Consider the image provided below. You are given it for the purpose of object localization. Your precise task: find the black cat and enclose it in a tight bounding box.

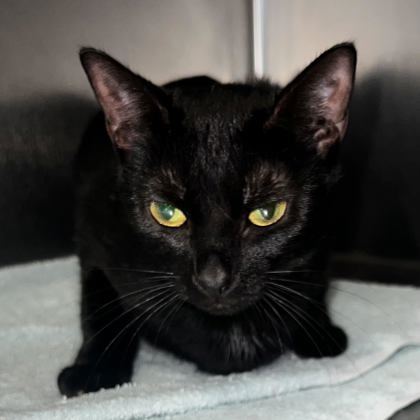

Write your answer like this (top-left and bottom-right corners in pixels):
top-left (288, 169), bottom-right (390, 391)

top-left (58, 43), bottom-right (356, 397)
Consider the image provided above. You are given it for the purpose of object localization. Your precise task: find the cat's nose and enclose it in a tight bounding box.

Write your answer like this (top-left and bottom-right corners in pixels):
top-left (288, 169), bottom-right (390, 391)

top-left (194, 254), bottom-right (229, 297)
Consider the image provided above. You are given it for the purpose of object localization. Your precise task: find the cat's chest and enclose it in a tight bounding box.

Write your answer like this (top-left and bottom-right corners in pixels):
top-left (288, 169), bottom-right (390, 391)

top-left (152, 317), bottom-right (282, 374)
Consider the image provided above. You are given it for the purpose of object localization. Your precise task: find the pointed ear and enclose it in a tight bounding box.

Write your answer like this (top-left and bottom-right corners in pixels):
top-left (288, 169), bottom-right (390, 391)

top-left (79, 48), bottom-right (168, 150)
top-left (267, 43), bottom-right (356, 157)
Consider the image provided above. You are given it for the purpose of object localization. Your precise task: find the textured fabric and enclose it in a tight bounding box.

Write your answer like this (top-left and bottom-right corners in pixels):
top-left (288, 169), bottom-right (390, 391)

top-left (0, 257), bottom-right (419, 419)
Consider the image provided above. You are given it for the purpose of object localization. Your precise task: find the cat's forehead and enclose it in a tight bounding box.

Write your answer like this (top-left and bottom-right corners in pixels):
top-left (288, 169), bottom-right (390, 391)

top-left (152, 153), bottom-right (291, 209)
top-left (171, 81), bottom-right (277, 122)
top-left (171, 87), bottom-right (277, 171)
top-left (148, 82), bottom-right (292, 205)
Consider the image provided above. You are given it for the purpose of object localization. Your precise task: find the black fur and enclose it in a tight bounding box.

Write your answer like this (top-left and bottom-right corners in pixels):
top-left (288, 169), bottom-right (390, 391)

top-left (58, 43), bottom-right (356, 397)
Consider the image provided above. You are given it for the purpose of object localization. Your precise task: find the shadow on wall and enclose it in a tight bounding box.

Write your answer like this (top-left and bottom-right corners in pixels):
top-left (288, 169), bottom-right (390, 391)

top-left (0, 94), bottom-right (97, 267)
top-left (334, 68), bottom-right (420, 261)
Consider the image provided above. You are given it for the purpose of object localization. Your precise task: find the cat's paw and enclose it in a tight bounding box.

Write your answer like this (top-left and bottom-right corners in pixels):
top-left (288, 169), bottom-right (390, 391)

top-left (57, 364), bottom-right (132, 397)
top-left (292, 324), bottom-right (348, 359)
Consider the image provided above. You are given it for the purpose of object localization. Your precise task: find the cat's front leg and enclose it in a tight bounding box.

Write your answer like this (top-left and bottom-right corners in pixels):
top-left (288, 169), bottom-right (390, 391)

top-left (58, 268), bottom-right (140, 397)
top-left (291, 307), bottom-right (348, 359)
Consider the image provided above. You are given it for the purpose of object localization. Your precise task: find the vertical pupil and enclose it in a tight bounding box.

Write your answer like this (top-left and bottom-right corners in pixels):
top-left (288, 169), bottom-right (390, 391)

top-left (259, 204), bottom-right (275, 220)
top-left (159, 203), bottom-right (175, 220)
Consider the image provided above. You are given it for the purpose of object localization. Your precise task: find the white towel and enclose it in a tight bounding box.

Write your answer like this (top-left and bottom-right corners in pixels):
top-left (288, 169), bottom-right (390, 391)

top-left (0, 257), bottom-right (419, 420)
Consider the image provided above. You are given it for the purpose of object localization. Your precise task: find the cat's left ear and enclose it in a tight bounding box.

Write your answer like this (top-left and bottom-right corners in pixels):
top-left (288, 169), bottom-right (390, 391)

top-left (79, 48), bottom-right (169, 151)
top-left (267, 43), bottom-right (356, 157)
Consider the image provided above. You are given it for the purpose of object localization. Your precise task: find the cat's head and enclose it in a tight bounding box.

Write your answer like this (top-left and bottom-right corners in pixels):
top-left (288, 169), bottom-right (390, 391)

top-left (80, 44), bottom-right (356, 316)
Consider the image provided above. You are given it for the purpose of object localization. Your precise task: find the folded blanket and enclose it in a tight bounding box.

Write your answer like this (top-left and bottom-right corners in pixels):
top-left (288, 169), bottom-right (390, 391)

top-left (0, 257), bottom-right (419, 420)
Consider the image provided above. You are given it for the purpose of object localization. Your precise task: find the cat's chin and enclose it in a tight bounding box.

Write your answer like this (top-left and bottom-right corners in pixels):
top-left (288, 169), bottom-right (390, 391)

top-left (188, 297), bottom-right (255, 317)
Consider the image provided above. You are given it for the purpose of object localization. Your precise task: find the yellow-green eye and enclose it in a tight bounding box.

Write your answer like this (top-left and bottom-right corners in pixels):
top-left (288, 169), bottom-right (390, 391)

top-left (248, 201), bottom-right (287, 227)
top-left (150, 201), bottom-right (187, 227)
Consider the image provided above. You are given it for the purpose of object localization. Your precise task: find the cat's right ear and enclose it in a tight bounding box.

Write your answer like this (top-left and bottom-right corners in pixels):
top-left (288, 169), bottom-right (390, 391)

top-left (79, 48), bottom-right (169, 151)
top-left (266, 43), bottom-right (356, 158)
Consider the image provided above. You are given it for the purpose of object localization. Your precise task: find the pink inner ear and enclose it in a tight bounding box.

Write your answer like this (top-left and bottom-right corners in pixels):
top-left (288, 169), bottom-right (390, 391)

top-left (322, 63), bottom-right (353, 128)
top-left (89, 67), bottom-right (123, 127)
top-left (314, 74), bottom-right (351, 157)
top-left (95, 82), bottom-right (132, 149)
top-left (265, 45), bottom-right (355, 158)
top-left (314, 120), bottom-right (342, 158)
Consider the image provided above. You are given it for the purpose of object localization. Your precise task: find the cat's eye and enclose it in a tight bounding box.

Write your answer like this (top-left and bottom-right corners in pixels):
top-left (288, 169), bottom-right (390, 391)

top-left (150, 201), bottom-right (187, 227)
top-left (248, 201), bottom-right (287, 227)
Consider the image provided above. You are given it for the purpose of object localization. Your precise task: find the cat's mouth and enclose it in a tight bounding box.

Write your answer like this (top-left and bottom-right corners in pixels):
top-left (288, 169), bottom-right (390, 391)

top-left (180, 272), bottom-right (263, 316)
top-left (187, 290), bottom-right (258, 316)
top-left (198, 301), bottom-right (242, 316)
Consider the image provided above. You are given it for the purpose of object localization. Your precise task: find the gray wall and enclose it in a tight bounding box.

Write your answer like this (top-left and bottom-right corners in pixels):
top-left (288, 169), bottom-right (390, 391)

top-left (266, 0), bottom-right (420, 83)
top-left (0, 0), bottom-right (249, 100)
